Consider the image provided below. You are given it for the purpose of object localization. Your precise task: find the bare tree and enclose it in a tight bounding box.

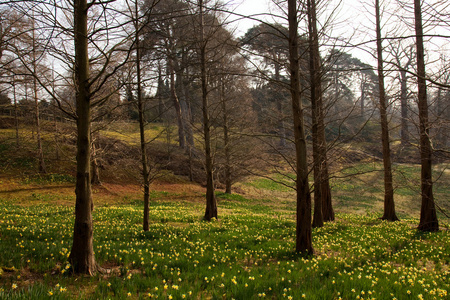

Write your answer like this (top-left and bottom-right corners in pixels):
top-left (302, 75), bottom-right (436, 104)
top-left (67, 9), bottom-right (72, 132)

top-left (8, 0), bottom-right (137, 274)
top-left (288, 0), bottom-right (313, 254)
top-left (198, 0), bottom-right (217, 221)
top-left (374, 0), bottom-right (398, 221)
top-left (307, 0), bottom-right (334, 227)
top-left (136, 1), bottom-right (151, 231)
top-left (144, 0), bottom-right (194, 151)
top-left (413, 0), bottom-right (439, 232)
top-left (389, 43), bottom-right (414, 146)
top-left (68, 0), bottom-right (98, 274)
top-left (433, 55), bottom-right (450, 150)
top-left (1, 10), bottom-right (32, 149)
top-left (31, 13), bottom-right (46, 174)
top-left (124, 0), bottom-right (159, 231)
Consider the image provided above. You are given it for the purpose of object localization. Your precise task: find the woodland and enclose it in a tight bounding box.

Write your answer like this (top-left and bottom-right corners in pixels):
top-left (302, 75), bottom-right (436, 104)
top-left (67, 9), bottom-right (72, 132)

top-left (0, 0), bottom-right (449, 299)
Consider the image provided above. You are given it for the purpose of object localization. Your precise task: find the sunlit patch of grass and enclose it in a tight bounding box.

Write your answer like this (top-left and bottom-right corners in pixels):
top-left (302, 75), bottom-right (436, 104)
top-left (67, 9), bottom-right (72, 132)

top-left (216, 191), bottom-right (252, 203)
top-left (244, 173), bottom-right (295, 192)
top-left (100, 123), bottom-right (173, 146)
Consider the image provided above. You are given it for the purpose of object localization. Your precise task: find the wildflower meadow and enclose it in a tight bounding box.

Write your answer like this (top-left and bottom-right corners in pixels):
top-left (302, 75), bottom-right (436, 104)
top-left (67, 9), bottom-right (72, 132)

top-left (0, 189), bottom-right (448, 299)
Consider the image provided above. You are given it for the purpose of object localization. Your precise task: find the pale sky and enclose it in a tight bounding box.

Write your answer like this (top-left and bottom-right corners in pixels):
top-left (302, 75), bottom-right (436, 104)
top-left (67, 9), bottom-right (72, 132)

top-left (228, 0), bottom-right (450, 69)
top-left (224, 0), bottom-right (273, 36)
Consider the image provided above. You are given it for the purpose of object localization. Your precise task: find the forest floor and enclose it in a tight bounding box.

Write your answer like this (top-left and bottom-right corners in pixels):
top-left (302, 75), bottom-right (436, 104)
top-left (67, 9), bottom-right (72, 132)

top-left (0, 120), bottom-right (449, 299)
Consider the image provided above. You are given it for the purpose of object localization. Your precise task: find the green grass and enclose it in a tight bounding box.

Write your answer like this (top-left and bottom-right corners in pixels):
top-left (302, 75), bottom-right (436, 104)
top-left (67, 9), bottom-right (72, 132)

top-left (244, 173), bottom-right (295, 192)
top-left (100, 123), bottom-right (175, 146)
top-left (0, 196), bottom-right (448, 299)
top-left (0, 123), bottom-right (449, 299)
top-left (22, 174), bottom-right (75, 185)
top-left (330, 162), bottom-right (450, 218)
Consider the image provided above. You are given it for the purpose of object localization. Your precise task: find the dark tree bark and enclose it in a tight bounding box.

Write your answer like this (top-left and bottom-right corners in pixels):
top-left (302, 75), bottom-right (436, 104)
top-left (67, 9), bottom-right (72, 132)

top-left (134, 0), bottom-right (151, 231)
top-left (199, 0), bottom-right (217, 221)
top-left (307, 0), bottom-right (333, 227)
top-left (375, 0), bottom-right (398, 222)
top-left (69, 0), bottom-right (97, 274)
top-left (414, 0), bottom-right (439, 232)
top-left (288, 0), bottom-right (313, 254)
top-left (308, 0), bottom-right (323, 228)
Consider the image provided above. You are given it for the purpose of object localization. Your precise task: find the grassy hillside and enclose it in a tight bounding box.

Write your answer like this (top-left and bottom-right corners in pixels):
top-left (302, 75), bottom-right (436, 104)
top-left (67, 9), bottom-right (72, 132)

top-left (0, 119), bottom-right (449, 299)
top-left (0, 190), bottom-right (449, 299)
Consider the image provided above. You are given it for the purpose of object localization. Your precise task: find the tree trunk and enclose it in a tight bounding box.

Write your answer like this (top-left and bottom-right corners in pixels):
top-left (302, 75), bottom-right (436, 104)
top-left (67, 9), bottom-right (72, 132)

top-left (288, 0), bottom-right (313, 254)
top-left (32, 16), bottom-right (46, 174)
top-left (13, 78), bottom-right (19, 148)
top-left (400, 69), bottom-right (409, 145)
top-left (360, 79), bottom-right (365, 118)
top-left (53, 108), bottom-right (60, 160)
top-left (199, 0), bottom-right (217, 221)
top-left (177, 69), bottom-right (194, 150)
top-left (308, 0), bottom-right (333, 227)
top-left (274, 59), bottom-right (286, 148)
top-left (435, 87), bottom-right (442, 148)
top-left (375, 0), bottom-right (398, 222)
top-left (435, 84), bottom-right (449, 149)
top-left (69, 0), bottom-right (97, 275)
top-left (180, 50), bottom-right (195, 149)
top-left (90, 132), bottom-right (101, 185)
top-left (52, 69), bottom-right (60, 160)
top-left (135, 1), bottom-right (150, 232)
top-left (221, 78), bottom-right (232, 194)
top-left (414, 0), bottom-right (439, 232)
top-left (308, 0), bottom-right (322, 228)
top-left (157, 63), bottom-right (165, 122)
top-left (168, 57), bottom-right (185, 149)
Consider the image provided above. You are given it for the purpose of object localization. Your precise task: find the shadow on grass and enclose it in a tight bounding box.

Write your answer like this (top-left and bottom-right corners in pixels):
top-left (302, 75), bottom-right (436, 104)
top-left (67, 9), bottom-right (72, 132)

top-left (0, 184), bottom-right (74, 194)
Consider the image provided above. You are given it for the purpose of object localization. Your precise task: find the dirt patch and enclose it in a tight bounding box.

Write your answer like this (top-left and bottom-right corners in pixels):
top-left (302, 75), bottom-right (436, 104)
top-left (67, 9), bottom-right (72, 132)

top-left (0, 175), bottom-right (207, 207)
top-left (0, 267), bottom-right (45, 289)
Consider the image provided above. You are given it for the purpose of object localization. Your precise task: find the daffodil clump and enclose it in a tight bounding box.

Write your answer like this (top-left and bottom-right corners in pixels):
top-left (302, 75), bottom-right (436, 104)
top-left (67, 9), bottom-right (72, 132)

top-left (0, 194), bottom-right (448, 299)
